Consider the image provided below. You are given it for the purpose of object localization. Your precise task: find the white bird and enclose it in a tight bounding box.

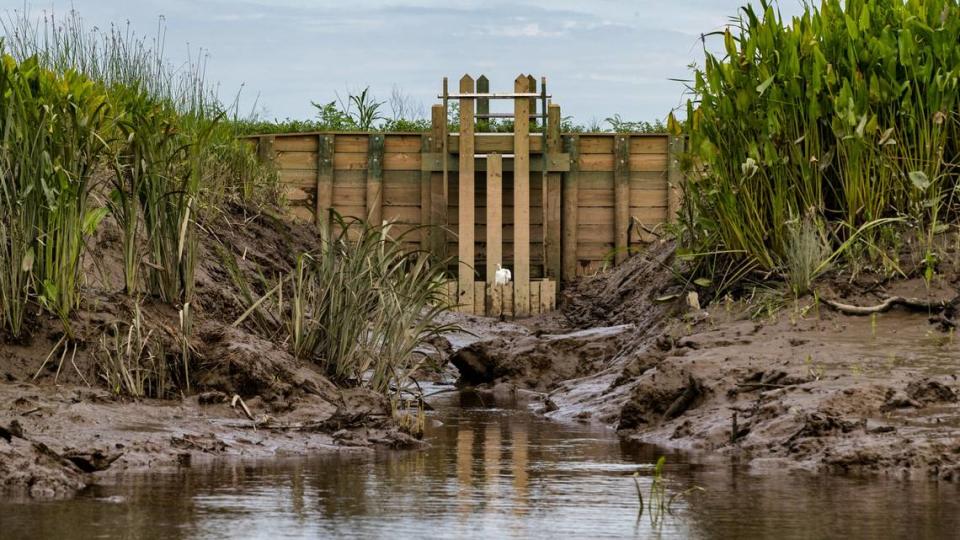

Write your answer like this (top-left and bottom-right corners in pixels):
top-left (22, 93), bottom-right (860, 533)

top-left (494, 264), bottom-right (512, 286)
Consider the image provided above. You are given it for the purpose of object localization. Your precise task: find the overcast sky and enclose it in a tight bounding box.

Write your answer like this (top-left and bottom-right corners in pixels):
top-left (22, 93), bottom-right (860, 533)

top-left (1, 1), bottom-right (807, 125)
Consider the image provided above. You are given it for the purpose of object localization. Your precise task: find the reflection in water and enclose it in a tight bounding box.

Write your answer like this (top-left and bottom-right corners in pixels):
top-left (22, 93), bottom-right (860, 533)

top-left (3, 390), bottom-right (960, 539)
top-left (456, 426), bottom-right (474, 516)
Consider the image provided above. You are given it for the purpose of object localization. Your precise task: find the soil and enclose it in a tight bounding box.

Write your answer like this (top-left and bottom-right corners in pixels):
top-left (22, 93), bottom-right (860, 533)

top-left (7, 205), bottom-right (960, 499)
top-left (0, 205), bottom-right (420, 499)
top-left (451, 239), bottom-right (960, 480)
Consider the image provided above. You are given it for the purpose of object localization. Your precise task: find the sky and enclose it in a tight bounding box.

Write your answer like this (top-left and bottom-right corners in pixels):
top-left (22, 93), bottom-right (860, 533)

top-left (0, 1), bottom-right (807, 125)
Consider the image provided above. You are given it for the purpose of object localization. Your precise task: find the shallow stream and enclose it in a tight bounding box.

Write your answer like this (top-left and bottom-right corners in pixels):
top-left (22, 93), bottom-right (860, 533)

top-left (4, 390), bottom-right (960, 539)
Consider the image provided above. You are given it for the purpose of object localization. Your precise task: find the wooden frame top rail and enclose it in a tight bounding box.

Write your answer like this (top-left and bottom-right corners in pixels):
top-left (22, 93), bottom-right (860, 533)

top-left (475, 113), bottom-right (543, 119)
top-left (439, 93), bottom-right (550, 99)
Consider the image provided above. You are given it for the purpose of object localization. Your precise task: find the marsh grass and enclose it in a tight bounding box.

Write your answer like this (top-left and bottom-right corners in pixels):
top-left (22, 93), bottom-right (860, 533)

top-left (0, 9), bottom-right (275, 347)
top-left (234, 214), bottom-right (459, 396)
top-left (0, 54), bottom-right (111, 336)
top-left (284, 215), bottom-right (459, 394)
top-left (96, 302), bottom-right (168, 398)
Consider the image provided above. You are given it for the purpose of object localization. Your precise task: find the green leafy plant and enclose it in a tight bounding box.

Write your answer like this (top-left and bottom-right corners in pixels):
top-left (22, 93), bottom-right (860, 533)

top-left (282, 215), bottom-right (458, 394)
top-left (676, 0), bottom-right (960, 293)
top-left (0, 52), bottom-right (110, 336)
top-left (235, 214), bottom-right (460, 396)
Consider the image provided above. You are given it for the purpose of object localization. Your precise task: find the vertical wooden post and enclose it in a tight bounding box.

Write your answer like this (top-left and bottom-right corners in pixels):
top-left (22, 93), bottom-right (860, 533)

top-left (544, 104), bottom-right (562, 282)
top-left (526, 75), bottom-right (537, 129)
top-left (514, 75), bottom-right (531, 317)
top-left (430, 105), bottom-right (447, 260)
top-left (477, 75), bottom-right (489, 133)
top-left (458, 75), bottom-right (476, 313)
top-left (667, 134), bottom-right (684, 223)
top-left (419, 133), bottom-right (432, 251)
top-left (315, 134), bottom-right (335, 235)
top-left (486, 154), bottom-right (503, 316)
top-left (257, 135), bottom-right (276, 165)
top-left (614, 134), bottom-right (631, 264)
top-left (366, 134), bottom-right (384, 225)
top-left (562, 134), bottom-right (580, 282)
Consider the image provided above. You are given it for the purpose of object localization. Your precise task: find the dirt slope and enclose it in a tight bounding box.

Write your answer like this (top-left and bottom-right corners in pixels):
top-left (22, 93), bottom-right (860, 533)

top-left (0, 205), bottom-right (418, 499)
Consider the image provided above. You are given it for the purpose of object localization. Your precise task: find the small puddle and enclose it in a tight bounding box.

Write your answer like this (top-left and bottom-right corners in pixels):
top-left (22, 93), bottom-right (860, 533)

top-left (3, 390), bottom-right (959, 539)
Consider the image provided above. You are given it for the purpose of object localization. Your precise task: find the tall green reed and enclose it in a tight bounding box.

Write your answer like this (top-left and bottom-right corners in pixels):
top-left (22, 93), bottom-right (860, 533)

top-left (0, 53), bottom-right (110, 335)
top-left (237, 214), bottom-right (459, 396)
top-left (676, 0), bottom-right (960, 290)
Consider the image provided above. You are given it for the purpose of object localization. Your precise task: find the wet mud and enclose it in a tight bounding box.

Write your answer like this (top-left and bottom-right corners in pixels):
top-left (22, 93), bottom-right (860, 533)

top-left (0, 206), bottom-right (419, 499)
top-left (452, 240), bottom-right (960, 480)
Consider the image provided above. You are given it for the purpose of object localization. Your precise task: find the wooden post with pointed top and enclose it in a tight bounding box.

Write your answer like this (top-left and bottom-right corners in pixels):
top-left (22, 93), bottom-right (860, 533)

top-left (527, 75), bottom-right (537, 129)
top-left (477, 75), bottom-right (489, 133)
top-left (514, 74), bottom-right (531, 317)
top-left (458, 75), bottom-right (476, 313)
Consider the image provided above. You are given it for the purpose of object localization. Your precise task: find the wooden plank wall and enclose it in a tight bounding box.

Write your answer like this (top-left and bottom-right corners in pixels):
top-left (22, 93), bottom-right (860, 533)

top-left (256, 131), bottom-right (674, 281)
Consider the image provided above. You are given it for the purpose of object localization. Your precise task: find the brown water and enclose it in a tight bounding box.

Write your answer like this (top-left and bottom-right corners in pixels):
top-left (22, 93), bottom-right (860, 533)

top-left (3, 390), bottom-right (959, 539)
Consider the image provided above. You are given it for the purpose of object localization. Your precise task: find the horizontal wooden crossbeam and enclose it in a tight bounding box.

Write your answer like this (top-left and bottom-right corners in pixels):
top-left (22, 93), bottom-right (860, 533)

top-left (440, 92), bottom-right (549, 99)
top-left (421, 153), bottom-right (570, 172)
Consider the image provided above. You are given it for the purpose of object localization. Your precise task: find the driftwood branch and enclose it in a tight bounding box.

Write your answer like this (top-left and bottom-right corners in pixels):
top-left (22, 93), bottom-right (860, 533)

top-left (819, 295), bottom-right (952, 316)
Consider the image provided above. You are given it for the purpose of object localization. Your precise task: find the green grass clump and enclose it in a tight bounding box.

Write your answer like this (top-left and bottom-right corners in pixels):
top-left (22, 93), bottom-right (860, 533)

top-left (287, 215), bottom-right (459, 395)
top-left (235, 214), bottom-right (459, 396)
top-left (0, 55), bottom-right (111, 336)
top-left (0, 10), bottom-right (277, 342)
top-left (675, 0), bottom-right (960, 290)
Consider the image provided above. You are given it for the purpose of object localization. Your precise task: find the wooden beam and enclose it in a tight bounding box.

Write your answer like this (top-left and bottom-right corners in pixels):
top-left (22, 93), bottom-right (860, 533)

top-left (541, 279), bottom-right (556, 312)
top-left (476, 75), bottom-right (489, 133)
top-left (486, 153), bottom-right (503, 315)
top-left (562, 134), bottom-right (580, 282)
top-left (667, 135), bottom-right (684, 223)
top-left (545, 104), bottom-right (562, 282)
top-left (614, 134), bottom-right (630, 264)
top-left (316, 134), bottom-right (335, 234)
top-left (366, 134), bottom-right (384, 225)
top-left (430, 105), bottom-right (447, 260)
top-left (458, 74), bottom-right (476, 313)
top-left (419, 134), bottom-right (432, 251)
top-left (448, 134), bottom-right (545, 154)
top-left (257, 135), bottom-right (276, 164)
top-left (420, 153), bottom-right (569, 172)
top-left (514, 74), bottom-right (531, 317)
top-left (527, 75), bottom-right (537, 129)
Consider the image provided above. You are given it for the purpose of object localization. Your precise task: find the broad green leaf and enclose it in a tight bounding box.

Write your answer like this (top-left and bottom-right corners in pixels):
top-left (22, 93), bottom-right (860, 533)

top-left (909, 171), bottom-right (931, 191)
top-left (756, 75), bottom-right (775, 96)
top-left (83, 207), bottom-right (110, 235)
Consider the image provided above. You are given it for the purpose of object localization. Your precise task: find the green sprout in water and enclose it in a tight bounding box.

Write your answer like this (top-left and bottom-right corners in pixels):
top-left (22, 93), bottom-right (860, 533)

top-left (634, 456), bottom-right (704, 526)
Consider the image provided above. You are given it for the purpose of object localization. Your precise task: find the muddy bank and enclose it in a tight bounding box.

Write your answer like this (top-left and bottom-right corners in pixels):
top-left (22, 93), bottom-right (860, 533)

top-left (451, 241), bottom-right (960, 480)
top-left (0, 206), bottom-right (420, 499)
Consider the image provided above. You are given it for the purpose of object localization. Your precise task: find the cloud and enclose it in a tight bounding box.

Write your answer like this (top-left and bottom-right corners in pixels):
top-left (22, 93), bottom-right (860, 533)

top-left (3, 0), bottom-right (808, 123)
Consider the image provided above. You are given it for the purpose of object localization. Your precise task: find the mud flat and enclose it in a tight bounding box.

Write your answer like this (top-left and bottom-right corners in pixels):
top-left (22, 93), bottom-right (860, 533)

top-left (451, 242), bottom-right (960, 480)
top-left (0, 207), bottom-right (420, 499)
